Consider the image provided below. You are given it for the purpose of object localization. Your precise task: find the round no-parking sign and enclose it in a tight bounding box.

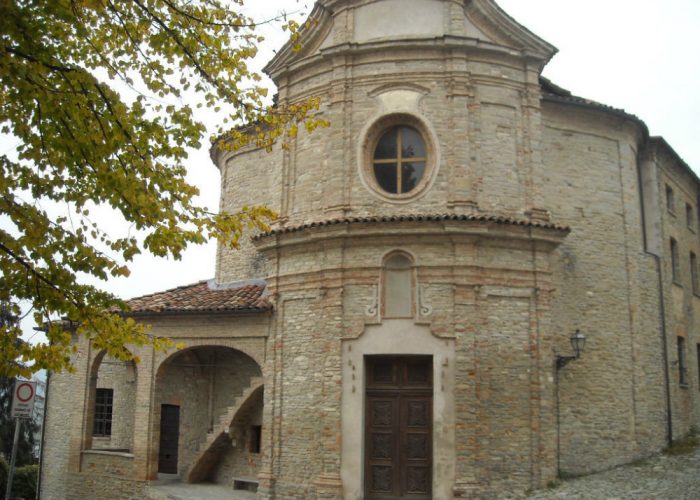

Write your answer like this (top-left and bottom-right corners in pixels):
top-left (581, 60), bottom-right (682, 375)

top-left (11, 381), bottom-right (37, 419)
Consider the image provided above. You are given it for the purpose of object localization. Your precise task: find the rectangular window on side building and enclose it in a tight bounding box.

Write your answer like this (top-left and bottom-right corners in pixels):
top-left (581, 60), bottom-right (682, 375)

top-left (93, 388), bottom-right (113, 436)
top-left (671, 238), bottom-right (680, 284)
top-left (697, 344), bottom-right (700, 390)
top-left (691, 252), bottom-right (699, 295)
top-left (666, 185), bottom-right (675, 213)
top-left (687, 203), bottom-right (695, 230)
top-left (677, 337), bottom-right (688, 387)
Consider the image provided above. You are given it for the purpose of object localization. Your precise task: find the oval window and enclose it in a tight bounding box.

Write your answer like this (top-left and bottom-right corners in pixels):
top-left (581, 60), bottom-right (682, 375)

top-left (372, 126), bottom-right (427, 195)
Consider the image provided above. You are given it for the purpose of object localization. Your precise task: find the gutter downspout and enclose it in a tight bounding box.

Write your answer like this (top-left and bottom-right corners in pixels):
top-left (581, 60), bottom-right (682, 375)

top-left (652, 254), bottom-right (673, 446)
top-left (636, 153), bottom-right (673, 446)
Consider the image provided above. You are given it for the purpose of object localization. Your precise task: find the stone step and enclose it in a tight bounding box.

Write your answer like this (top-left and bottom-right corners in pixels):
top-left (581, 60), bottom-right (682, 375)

top-left (186, 377), bottom-right (264, 483)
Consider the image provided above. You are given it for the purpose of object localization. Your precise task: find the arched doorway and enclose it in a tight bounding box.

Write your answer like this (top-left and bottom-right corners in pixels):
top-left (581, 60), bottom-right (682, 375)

top-left (153, 346), bottom-right (264, 486)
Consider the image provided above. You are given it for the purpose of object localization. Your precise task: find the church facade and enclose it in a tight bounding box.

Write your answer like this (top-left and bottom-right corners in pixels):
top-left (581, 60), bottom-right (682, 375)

top-left (41, 0), bottom-right (700, 498)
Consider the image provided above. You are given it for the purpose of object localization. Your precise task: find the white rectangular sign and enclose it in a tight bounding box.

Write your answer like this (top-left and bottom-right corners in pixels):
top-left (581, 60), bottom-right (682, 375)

top-left (11, 380), bottom-right (37, 419)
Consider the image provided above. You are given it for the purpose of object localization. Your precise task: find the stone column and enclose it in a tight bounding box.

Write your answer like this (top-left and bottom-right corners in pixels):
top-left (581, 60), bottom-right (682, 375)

top-left (131, 344), bottom-right (156, 479)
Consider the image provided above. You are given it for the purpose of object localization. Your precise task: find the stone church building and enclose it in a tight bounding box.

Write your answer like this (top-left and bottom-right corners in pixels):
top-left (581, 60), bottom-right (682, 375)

top-left (41, 0), bottom-right (700, 498)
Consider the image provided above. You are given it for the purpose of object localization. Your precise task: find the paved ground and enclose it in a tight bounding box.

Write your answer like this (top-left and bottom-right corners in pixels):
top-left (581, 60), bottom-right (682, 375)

top-left (148, 476), bottom-right (256, 500)
top-left (148, 447), bottom-right (700, 499)
top-left (529, 446), bottom-right (700, 499)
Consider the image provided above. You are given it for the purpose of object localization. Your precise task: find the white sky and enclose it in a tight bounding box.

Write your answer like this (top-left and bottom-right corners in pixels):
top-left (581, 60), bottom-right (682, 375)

top-left (18, 0), bottom-right (700, 342)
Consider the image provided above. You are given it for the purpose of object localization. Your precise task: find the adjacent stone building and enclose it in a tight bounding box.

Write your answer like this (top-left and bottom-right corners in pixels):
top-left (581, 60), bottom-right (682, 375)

top-left (40, 0), bottom-right (700, 498)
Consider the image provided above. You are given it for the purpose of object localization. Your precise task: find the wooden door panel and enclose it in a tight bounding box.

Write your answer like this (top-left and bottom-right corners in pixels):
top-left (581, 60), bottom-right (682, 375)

top-left (366, 396), bottom-right (399, 497)
top-left (405, 433), bottom-right (429, 460)
top-left (400, 396), bottom-right (431, 498)
top-left (405, 400), bottom-right (430, 427)
top-left (405, 466), bottom-right (431, 495)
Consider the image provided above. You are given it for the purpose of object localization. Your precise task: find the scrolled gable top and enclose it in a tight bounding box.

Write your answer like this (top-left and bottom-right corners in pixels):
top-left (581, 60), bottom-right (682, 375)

top-left (264, 0), bottom-right (557, 81)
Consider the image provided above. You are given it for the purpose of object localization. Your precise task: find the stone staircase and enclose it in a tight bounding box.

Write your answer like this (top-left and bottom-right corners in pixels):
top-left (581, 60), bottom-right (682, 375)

top-left (186, 376), bottom-right (264, 483)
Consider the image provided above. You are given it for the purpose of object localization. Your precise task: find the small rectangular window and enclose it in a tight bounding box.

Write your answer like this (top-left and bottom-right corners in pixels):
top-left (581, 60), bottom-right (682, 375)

top-left (93, 388), bottom-right (113, 436)
top-left (666, 185), bottom-right (675, 213)
top-left (249, 425), bottom-right (262, 453)
top-left (671, 238), bottom-right (680, 283)
top-left (678, 337), bottom-right (687, 387)
top-left (697, 344), bottom-right (700, 390)
top-left (691, 252), bottom-right (699, 294)
top-left (687, 203), bottom-right (695, 229)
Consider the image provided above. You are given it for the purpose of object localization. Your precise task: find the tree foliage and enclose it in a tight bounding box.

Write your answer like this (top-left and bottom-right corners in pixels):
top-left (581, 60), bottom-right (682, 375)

top-left (0, 0), bottom-right (325, 377)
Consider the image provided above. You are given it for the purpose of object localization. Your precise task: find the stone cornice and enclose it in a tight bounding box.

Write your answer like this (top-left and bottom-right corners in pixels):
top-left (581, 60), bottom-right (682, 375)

top-left (252, 213), bottom-right (570, 251)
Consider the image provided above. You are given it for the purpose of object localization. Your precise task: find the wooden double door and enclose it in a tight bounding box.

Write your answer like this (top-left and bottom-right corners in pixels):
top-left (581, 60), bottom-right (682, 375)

top-left (365, 356), bottom-right (433, 499)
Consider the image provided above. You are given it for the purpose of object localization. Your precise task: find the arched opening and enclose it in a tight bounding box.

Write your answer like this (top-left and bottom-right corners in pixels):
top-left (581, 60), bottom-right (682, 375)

top-left (152, 346), bottom-right (264, 487)
top-left (85, 351), bottom-right (137, 452)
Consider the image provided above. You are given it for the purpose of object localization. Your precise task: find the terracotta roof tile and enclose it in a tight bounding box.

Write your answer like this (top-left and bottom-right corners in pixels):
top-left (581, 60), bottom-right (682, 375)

top-left (253, 213), bottom-right (569, 239)
top-left (123, 280), bottom-right (271, 315)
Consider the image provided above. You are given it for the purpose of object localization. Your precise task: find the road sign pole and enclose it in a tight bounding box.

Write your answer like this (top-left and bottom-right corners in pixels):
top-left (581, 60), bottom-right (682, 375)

top-left (4, 418), bottom-right (21, 500)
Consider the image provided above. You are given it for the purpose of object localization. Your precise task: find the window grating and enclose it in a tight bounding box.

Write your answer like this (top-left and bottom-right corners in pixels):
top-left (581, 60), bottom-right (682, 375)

top-left (93, 388), bottom-right (113, 436)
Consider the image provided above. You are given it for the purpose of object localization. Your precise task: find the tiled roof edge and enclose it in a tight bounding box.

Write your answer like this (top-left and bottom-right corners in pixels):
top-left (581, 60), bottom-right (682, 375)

top-left (122, 306), bottom-right (273, 317)
top-left (539, 77), bottom-right (648, 135)
top-left (253, 213), bottom-right (570, 240)
top-left (207, 278), bottom-right (269, 294)
top-left (124, 279), bottom-right (211, 303)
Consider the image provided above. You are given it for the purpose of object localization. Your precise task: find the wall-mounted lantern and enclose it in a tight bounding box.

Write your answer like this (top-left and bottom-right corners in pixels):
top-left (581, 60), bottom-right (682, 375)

top-left (556, 329), bottom-right (586, 369)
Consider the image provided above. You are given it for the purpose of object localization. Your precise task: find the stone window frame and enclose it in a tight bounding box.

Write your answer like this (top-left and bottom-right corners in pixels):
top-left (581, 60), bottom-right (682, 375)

top-left (359, 113), bottom-right (438, 204)
top-left (372, 126), bottom-right (427, 195)
top-left (84, 350), bottom-right (137, 452)
top-left (686, 203), bottom-right (695, 232)
top-left (381, 250), bottom-right (416, 319)
top-left (691, 251), bottom-right (699, 295)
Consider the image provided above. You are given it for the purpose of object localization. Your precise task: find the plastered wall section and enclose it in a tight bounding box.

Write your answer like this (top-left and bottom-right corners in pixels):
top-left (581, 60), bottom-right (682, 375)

top-left (540, 102), bottom-right (667, 473)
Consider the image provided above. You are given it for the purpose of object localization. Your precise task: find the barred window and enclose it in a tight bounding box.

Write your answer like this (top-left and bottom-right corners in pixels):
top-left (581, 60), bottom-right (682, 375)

top-left (93, 388), bottom-right (113, 436)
